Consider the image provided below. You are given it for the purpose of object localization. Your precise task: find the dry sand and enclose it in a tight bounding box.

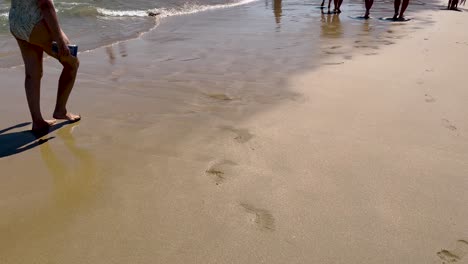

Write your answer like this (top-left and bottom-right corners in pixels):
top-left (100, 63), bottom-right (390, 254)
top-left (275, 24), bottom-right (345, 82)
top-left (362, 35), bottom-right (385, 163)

top-left (1, 2), bottom-right (468, 264)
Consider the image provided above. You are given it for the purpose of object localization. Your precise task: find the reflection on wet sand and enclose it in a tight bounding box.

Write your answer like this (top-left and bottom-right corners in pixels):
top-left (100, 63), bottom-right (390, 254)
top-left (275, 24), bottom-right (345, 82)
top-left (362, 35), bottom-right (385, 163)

top-left (273, 0), bottom-right (282, 25)
top-left (105, 42), bottom-right (128, 65)
top-left (119, 42), bottom-right (128, 58)
top-left (361, 19), bottom-right (371, 34)
top-left (41, 124), bottom-right (97, 210)
top-left (106, 46), bottom-right (116, 65)
top-left (0, 124), bottom-right (98, 256)
top-left (321, 13), bottom-right (343, 38)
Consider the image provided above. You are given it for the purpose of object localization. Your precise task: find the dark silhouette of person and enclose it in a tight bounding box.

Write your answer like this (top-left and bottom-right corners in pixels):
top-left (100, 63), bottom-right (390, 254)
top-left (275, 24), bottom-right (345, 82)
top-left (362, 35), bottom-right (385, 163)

top-left (321, 0), bottom-right (344, 14)
top-left (334, 0), bottom-right (344, 13)
top-left (363, 0), bottom-right (410, 21)
top-left (364, 0), bottom-right (374, 19)
top-left (393, 0), bottom-right (410, 20)
top-left (448, 0), bottom-right (465, 10)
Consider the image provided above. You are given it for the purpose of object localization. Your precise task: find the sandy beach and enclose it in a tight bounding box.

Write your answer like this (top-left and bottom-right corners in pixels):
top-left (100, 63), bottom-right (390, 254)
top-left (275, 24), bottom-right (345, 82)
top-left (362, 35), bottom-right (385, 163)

top-left (1, 0), bottom-right (467, 263)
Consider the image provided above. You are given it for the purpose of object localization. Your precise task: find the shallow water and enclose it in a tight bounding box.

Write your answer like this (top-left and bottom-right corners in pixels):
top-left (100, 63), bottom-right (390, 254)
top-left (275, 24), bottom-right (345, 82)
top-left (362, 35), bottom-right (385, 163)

top-left (0, 0), bottom-right (439, 68)
top-left (0, 0), bottom-right (257, 67)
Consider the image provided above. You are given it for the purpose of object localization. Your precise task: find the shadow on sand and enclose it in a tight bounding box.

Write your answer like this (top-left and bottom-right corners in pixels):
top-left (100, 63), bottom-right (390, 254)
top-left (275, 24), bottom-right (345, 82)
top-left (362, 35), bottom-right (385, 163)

top-left (0, 121), bottom-right (73, 158)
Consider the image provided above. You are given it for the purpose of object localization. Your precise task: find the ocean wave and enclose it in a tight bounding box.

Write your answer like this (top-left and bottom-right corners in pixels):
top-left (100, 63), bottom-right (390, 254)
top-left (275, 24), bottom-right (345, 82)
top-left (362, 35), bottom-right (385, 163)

top-left (59, 2), bottom-right (85, 6)
top-left (96, 0), bottom-right (257, 18)
top-left (56, 4), bottom-right (99, 16)
top-left (2, 0), bottom-right (257, 19)
top-left (96, 9), bottom-right (149, 17)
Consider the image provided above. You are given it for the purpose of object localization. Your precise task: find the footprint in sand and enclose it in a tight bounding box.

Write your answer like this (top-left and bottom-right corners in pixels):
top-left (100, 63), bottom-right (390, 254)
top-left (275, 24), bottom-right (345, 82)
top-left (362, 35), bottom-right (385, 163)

top-left (323, 50), bottom-right (339, 55)
top-left (425, 94), bottom-right (436, 103)
top-left (437, 240), bottom-right (468, 263)
top-left (219, 126), bottom-right (254, 143)
top-left (240, 203), bottom-right (275, 231)
top-left (205, 160), bottom-right (237, 186)
top-left (354, 44), bottom-right (370, 49)
top-left (205, 93), bottom-right (234, 101)
top-left (323, 62), bottom-right (344, 66)
top-left (377, 40), bottom-right (395, 45)
top-left (442, 119), bottom-right (457, 131)
top-left (110, 69), bottom-right (126, 82)
top-left (181, 57), bottom-right (201, 62)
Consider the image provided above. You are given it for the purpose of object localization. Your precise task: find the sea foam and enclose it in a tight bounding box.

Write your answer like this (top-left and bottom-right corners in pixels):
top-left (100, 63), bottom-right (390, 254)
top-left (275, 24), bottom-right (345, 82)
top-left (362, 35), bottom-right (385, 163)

top-left (96, 0), bottom-right (257, 18)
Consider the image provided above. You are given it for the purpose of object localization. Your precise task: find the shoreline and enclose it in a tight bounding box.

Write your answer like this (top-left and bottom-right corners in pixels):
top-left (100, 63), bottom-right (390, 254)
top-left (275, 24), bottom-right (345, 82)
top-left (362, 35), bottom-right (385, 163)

top-left (0, 0), bottom-right (261, 69)
top-left (1, 0), bottom-right (468, 263)
top-left (0, 0), bottom-right (441, 69)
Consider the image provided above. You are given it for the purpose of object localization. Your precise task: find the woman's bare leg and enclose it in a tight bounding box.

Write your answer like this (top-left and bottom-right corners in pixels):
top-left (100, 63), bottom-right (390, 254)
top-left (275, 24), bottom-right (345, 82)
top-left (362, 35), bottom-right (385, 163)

top-left (394, 0), bottom-right (401, 19)
top-left (333, 0), bottom-right (340, 12)
top-left (399, 0), bottom-right (409, 18)
top-left (29, 20), bottom-right (81, 122)
top-left (450, 0), bottom-right (459, 9)
top-left (15, 38), bottom-right (56, 131)
top-left (364, 0), bottom-right (374, 18)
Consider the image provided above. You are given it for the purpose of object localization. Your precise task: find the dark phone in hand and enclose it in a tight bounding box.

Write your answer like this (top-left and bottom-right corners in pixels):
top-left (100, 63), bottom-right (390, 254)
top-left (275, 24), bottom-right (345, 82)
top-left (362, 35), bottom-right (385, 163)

top-left (51, 42), bottom-right (78, 57)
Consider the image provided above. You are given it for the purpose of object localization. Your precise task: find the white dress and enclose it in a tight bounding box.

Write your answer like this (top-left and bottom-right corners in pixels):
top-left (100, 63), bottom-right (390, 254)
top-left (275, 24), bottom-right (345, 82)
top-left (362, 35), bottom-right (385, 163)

top-left (9, 0), bottom-right (44, 41)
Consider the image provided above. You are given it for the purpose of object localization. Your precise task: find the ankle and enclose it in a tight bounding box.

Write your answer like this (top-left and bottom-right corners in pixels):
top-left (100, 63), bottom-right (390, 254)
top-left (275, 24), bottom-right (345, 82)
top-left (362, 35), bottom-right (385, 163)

top-left (32, 116), bottom-right (45, 124)
top-left (53, 108), bottom-right (67, 115)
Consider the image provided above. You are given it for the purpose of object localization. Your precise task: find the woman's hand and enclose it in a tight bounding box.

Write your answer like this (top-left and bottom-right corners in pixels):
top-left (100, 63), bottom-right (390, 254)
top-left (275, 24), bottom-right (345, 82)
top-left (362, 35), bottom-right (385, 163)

top-left (38, 0), bottom-right (71, 58)
top-left (57, 32), bottom-right (71, 58)
top-left (37, 0), bottom-right (70, 55)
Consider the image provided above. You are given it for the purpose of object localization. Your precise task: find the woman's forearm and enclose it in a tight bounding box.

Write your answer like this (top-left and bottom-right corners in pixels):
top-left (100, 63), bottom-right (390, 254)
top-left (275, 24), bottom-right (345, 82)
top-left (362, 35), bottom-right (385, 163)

top-left (38, 0), bottom-right (64, 42)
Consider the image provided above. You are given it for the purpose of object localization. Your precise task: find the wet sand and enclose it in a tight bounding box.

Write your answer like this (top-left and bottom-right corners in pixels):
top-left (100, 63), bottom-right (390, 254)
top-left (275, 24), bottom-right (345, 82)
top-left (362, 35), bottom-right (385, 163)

top-left (1, 0), bottom-right (467, 263)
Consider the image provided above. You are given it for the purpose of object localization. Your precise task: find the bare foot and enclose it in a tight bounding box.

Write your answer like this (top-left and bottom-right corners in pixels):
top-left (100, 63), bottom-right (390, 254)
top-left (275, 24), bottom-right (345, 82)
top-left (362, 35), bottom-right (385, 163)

top-left (32, 119), bottom-right (56, 132)
top-left (53, 112), bottom-right (81, 123)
